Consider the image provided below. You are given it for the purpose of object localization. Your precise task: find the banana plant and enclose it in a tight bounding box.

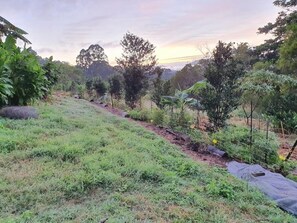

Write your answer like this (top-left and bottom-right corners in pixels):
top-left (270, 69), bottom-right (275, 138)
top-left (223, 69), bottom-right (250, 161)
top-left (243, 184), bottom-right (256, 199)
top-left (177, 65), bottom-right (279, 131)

top-left (161, 90), bottom-right (197, 127)
top-left (0, 16), bottom-right (31, 44)
top-left (185, 81), bottom-right (206, 125)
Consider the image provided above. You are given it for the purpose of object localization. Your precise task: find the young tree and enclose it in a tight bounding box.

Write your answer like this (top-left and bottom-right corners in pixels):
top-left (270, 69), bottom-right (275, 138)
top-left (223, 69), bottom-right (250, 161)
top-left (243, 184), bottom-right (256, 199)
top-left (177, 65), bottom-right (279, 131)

top-left (240, 70), bottom-right (297, 133)
top-left (151, 67), bottom-right (172, 108)
top-left (116, 32), bottom-right (156, 108)
top-left (108, 75), bottom-right (123, 107)
top-left (42, 56), bottom-right (59, 98)
top-left (200, 41), bottom-right (245, 131)
top-left (92, 77), bottom-right (107, 98)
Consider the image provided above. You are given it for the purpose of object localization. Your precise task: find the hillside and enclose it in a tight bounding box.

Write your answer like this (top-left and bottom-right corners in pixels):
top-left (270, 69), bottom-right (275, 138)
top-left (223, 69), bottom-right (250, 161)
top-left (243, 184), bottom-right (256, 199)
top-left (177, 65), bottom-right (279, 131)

top-left (0, 96), bottom-right (295, 222)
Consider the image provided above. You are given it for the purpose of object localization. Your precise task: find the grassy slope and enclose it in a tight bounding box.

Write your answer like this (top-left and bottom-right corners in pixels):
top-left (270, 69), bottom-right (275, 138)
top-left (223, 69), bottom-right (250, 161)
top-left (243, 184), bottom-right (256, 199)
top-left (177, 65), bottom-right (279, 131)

top-left (0, 96), bottom-right (295, 223)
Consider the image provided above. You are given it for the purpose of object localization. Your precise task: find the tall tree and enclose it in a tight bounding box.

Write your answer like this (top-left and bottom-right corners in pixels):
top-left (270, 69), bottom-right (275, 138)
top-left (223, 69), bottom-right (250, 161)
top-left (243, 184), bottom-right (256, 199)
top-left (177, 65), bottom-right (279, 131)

top-left (116, 32), bottom-right (156, 108)
top-left (256, 0), bottom-right (297, 62)
top-left (278, 24), bottom-right (297, 76)
top-left (76, 44), bottom-right (108, 69)
top-left (200, 41), bottom-right (245, 131)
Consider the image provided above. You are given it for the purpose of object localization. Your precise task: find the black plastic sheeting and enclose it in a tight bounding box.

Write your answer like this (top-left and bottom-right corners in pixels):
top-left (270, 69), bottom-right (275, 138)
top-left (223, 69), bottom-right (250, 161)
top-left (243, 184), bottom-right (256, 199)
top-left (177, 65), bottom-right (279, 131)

top-left (228, 161), bottom-right (297, 216)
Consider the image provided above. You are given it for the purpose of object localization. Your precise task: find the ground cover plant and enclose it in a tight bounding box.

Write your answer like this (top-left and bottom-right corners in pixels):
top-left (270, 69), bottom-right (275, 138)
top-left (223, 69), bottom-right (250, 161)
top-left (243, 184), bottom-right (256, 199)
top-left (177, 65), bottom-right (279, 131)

top-left (0, 96), bottom-right (295, 222)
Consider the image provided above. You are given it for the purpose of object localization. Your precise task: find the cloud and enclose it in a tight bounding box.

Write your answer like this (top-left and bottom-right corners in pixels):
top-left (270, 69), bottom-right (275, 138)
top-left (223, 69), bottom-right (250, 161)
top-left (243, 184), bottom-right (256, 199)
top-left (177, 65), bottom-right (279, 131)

top-left (100, 41), bottom-right (120, 49)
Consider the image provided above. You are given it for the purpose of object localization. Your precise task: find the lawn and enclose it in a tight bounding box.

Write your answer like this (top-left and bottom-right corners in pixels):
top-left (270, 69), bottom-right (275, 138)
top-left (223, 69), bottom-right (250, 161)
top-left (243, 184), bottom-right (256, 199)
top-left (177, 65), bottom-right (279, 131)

top-left (0, 96), bottom-right (295, 222)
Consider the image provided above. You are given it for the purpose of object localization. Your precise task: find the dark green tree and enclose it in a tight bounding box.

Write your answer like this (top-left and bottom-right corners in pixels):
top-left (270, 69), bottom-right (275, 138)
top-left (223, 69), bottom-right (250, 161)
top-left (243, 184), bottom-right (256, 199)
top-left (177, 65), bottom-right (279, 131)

top-left (92, 77), bottom-right (107, 97)
top-left (108, 75), bottom-right (123, 107)
top-left (151, 67), bottom-right (172, 108)
top-left (278, 24), bottom-right (297, 76)
top-left (116, 32), bottom-right (156, 108)
top-left (200, 41), bottom-right (245, 131)
top-left (42, 56), bottom-right (59, 98)
top-left (256, 0), bottom-right (297, 62)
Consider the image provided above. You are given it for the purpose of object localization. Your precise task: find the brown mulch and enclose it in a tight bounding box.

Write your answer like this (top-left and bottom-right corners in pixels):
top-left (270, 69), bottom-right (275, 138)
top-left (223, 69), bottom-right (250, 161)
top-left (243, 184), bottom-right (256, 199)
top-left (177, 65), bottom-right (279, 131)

top-left (279, 142), bottom-right (297, 160)
top-left (92, 102), bottom-right (230, 168)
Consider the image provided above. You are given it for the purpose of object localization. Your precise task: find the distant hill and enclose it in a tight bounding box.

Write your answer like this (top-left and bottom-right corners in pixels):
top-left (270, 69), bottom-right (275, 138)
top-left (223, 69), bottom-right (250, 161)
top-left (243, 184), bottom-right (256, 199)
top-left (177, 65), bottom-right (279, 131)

top-left (170, 59), bottom-right (210, 90)
top-left (161, 68), bottom-right (177, 80)
top-left (84, 61), bottom-right (118, 80)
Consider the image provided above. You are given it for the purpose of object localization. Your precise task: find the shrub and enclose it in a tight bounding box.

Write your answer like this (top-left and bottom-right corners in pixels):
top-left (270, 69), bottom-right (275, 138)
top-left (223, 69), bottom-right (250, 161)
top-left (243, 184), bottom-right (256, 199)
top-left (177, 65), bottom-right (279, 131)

top-left (206, 179), bottom-right (236, 200)
top-left (211, 125), bottom-right (279, 165)
top-left (128, 109), bottom-right (150, 121)
top-left (151, 109), bottom-right (165, 126)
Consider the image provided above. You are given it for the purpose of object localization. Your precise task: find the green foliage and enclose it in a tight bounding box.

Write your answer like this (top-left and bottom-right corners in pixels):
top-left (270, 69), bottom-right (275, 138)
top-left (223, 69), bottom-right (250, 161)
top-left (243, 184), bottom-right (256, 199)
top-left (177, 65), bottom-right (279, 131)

top-left (117, 32), bottom-right (156, 108)
top-left (162, 90), bottom-right (197, 127)
top-left (128, 109), bottom-right (150, 121)
top-left (200, 41), bottom-right (245, 131)
top-left (108, 75), bottom-right (123, 101)
top-left (0, 35), bottom-right (58, 106)
top-left (92, 77), bottom-right (107, 97)
top-left (151, 67), bottom-right (173, 109)
top-left (0, 37), bottom-right (46, 106)
top-left (0, 75), bottom-right (12, 104)
top-left (76, 44), bottom-right (108, 69)
top-left (206, 179), bottom-right (236, 200)
top-left (123, 66), bottom-right (149, 108)
top-left (256, 1), bottom-right (297, 62)
top-left (8, 49), bottom-right (45, 105)
top-left (151, 108), bottom-right (165, 126)
top-left (42, 56), bottom-right (59, 97)
top-left (241, 70), bottom-right (297, 132)
top-left (232, 42), bottom-right (256, 71)
top-left (171, 62), bottom-right (205, 90)
top-left (212, 126), bottom-right (279, 165)
top-left (0, 16), bottom-right (31, 44)
top-left (53, 61), bottom-right (84, 92)
top-left (186, 81), bottom-right (207, 95)
top-left (278, 24), bottom-right (297, 76)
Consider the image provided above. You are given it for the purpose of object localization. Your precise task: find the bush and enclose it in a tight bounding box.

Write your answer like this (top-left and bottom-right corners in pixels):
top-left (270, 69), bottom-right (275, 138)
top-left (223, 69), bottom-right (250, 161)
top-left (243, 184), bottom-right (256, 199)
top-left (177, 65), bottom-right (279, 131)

top-left (128, 109), bottom-right (150, 121)
top-left (206, 179), bottom-right (236, 200)
top-left (151, 109), bottom-right (165, 126)
top-left (211, 126), bottom-right (279, 165)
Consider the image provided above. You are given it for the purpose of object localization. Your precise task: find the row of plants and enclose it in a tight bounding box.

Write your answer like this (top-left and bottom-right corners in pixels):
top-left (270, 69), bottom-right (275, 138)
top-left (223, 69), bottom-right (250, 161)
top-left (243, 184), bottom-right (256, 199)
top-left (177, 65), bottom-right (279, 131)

top-left (79, 37), bottom-right (296, 174)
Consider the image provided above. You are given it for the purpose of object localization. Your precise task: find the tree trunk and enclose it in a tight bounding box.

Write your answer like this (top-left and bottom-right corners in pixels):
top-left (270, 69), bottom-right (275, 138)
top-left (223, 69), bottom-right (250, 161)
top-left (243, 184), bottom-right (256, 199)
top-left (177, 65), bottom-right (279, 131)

top-left (286, 139), bottom-right (297, 161)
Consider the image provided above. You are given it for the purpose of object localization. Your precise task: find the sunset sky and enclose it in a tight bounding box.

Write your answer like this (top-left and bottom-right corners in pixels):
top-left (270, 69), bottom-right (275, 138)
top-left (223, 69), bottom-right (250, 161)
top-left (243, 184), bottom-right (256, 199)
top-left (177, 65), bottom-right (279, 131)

top-left (1, 0), bottom-right (280, 68)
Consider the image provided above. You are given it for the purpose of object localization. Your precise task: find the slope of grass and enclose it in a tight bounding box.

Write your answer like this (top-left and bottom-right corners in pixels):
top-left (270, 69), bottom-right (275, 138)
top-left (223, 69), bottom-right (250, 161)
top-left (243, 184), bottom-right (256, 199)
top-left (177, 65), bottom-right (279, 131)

top-left (0, 96), bottom-right (295, 222)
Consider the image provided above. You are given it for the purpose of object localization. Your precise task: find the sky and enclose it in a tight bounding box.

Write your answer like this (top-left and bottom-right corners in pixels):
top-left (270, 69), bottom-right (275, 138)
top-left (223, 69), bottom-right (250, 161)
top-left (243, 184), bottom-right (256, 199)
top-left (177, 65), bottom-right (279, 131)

top-left (1, 0), bottom-right (280, 69)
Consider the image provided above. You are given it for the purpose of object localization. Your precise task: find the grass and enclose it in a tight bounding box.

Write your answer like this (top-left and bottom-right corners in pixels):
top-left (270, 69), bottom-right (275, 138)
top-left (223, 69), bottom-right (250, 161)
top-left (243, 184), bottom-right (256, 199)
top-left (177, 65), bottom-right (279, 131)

top-left (0, 96), bottom-right (295, 222)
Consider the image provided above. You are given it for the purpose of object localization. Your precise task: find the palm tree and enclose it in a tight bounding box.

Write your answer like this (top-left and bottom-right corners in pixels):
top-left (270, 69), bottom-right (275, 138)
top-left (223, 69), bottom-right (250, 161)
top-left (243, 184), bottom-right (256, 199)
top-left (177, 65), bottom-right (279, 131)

top-left (0, 16), bottom-right (31, 44)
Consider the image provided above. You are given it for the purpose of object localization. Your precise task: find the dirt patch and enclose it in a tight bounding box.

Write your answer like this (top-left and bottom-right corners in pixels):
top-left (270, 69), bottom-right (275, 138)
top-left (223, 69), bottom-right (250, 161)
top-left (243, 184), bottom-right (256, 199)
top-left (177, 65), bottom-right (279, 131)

top-left (92, 102), bottom-right (230, 168)
top-left (279, 142), bottom-right (297, 160)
